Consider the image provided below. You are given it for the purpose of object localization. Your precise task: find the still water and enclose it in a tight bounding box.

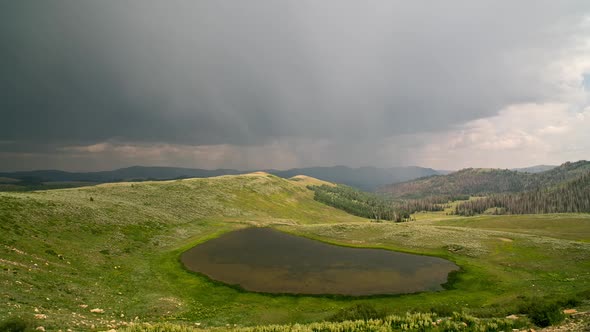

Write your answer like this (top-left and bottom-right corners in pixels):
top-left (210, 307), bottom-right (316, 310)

top-left (181, 227), bottom-right (459, 296)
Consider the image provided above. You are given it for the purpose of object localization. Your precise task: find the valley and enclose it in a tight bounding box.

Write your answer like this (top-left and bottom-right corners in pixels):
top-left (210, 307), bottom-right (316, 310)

top-left (1, 172), bottom-right (589, 331)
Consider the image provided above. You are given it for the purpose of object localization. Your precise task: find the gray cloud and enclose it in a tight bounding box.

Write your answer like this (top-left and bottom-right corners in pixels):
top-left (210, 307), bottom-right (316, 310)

top-left (1, 1), bottom-right (589, 170)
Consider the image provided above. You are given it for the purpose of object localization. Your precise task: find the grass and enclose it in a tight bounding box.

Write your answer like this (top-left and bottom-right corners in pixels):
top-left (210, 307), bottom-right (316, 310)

top-left (1, 173), bottom-right (589, 330)
top-left (436, 213), bottom-right (590, 241)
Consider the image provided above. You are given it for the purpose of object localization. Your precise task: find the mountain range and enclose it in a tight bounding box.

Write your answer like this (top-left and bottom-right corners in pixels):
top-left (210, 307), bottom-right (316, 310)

top-left (0, 165), bottom-right (439, 191)
top-left (379, 160), bottom-right (590, 198)
top-left (512, 165), bottom-right (557, 173)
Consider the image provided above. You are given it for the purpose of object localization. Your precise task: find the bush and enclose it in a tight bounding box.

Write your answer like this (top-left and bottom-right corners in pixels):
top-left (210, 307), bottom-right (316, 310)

top-left (556, 295), bottom-right (581, 308)
top-left (0, 316), bottom-right (33, 332)
top-left (429, 304), bottom-right (455, 317)
top-left (328, 303), bottom-right (385, 322)
top-left (528, 302), bottom-right (565, 327)
top-left (520, 299), bottom-right (565, 327)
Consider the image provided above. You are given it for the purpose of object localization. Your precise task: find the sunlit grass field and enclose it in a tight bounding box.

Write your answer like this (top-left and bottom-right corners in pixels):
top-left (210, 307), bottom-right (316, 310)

top-left (1, 173), bottom-right (589, 330)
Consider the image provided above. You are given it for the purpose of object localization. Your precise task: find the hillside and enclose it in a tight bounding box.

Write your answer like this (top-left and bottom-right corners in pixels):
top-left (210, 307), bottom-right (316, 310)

top-left (0, 165), bottom-right (439, 192)
top-left (455, 171), bottom-right (590, 215)
top-left (379, 160), bottom-right (590, 198)
top-left (0, 173), bottom-right (365, 329)
top-left (1, 173), bottom-right (590, 331)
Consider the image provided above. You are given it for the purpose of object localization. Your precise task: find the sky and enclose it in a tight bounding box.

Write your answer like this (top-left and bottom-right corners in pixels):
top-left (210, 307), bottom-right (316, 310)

top-left (1, 1), bottom-right (590, 172)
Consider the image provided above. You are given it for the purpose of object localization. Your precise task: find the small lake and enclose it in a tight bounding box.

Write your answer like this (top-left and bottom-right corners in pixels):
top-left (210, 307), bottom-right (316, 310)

top-left (181, 227), bottom-right (459, 296)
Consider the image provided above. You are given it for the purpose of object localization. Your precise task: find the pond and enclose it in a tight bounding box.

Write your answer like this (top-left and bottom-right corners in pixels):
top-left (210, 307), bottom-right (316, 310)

top-left (181, 227), bottom-right (459, 296)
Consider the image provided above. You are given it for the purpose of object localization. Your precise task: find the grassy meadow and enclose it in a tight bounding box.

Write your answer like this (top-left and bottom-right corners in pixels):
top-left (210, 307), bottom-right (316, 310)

top-left (1, 173), bottom-right (589, 330)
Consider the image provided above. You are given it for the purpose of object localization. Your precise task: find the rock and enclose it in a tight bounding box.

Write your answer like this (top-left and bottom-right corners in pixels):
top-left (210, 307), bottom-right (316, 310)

top-left (563, 309), bottom-right (577, 314)
top-left (36, 327), bottom-right (45, 331)
top-left (34, 314), bottom-right (47, 319)
top-left (506, 314), bottom-right (519, 319)
top-left (90, 308), bottom-right (104, 313)
top-left (79, 304), bottom-right (88, 308)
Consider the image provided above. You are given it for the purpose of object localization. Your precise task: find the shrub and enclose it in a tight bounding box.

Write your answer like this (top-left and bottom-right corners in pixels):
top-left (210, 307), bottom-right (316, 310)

top-left (328, 303), bottom-right (385, 322)
top-left (556, 296), bottom-right (581, 308)
top-left (0, 316), bottom-right (33, 332)
top-left (520, 300), bottom-right (565, 327)
top-left (529, 302), bottom-right (565, 327)
top-left (429, 304), bottom-right (455, 317)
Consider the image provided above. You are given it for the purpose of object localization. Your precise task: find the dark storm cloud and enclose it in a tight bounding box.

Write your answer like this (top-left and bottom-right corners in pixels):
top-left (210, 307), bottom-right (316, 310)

top-left (1, 1), bottom-right (319, 147)
top-left (1, 1), bottom-right (589, 169)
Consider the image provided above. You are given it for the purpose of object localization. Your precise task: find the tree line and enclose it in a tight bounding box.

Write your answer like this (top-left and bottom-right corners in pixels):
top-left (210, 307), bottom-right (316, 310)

top-left (454, 172), bottom-right (590, 216)
top-left (309, 185), bottom-right (470, 221)
top-left (308, 185), bottom-right (410, 222)
top-left (394, 195), bottom-right (469, 213)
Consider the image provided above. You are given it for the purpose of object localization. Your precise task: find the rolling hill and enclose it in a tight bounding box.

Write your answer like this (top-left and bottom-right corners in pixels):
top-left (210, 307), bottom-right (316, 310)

top-left (1, 172), bottom-right (590, 331)
top-left (379, 160), bottom-right (590, 198)
top-left (0, 173), bottom-right (365, 329)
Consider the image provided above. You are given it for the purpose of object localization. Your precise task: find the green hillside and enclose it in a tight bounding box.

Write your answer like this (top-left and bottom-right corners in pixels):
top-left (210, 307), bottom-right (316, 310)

top-left (379, 160), bottom-right (590, 198)
top-left (1, 173), bottom-right (365, 329)
top-left (2, 173), bottom-right (590, 331)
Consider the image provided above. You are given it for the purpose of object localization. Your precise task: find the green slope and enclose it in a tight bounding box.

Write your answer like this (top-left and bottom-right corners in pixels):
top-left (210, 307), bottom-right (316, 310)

top-left (2, 172), bottom-right (590, 331)
top-left (0, 173), bottom-right (365, 329)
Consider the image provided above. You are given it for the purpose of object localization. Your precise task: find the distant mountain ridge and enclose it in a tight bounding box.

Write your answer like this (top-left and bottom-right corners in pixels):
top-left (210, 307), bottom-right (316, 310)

top-left (512, 165), bottom-right (557, 173)
top-left (0, 165), bottom-right (440, 191)
top-left (0, 167), bottom-right (242, 183)
top-left (379, 160), bottom-right (590, 198)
